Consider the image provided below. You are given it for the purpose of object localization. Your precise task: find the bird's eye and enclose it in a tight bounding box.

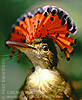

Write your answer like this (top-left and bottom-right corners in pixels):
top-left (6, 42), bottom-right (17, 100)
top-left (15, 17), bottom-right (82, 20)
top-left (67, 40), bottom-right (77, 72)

top-left (42, 45), bottom-right (48, 51)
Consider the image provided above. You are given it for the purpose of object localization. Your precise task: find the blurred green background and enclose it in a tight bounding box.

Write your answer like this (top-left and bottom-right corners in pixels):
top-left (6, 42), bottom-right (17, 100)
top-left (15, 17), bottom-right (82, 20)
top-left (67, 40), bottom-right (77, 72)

top-left (0, 0), bottom-right (82, 100)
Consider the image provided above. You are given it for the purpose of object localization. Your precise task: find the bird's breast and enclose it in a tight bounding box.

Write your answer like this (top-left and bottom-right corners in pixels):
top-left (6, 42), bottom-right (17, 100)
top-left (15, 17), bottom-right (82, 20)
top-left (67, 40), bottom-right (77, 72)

top-left (26, 66), bottom-right (66, 98)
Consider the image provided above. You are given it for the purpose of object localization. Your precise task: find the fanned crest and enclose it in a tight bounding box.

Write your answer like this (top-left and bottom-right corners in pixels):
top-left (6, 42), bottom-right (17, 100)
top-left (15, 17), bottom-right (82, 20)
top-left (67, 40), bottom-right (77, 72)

top-left (7, 5), bottom-right (77, 61)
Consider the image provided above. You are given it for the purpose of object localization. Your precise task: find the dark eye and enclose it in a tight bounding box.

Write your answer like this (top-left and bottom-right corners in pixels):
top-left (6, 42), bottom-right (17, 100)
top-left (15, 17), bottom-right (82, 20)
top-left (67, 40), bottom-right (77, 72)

top-left (42, 45), bottom-right (48, 51)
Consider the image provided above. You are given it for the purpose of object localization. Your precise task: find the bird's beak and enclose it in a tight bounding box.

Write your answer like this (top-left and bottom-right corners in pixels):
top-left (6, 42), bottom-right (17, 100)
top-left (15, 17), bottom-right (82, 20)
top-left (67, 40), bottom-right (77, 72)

top-left (6, 41), bottom-right (36, 50)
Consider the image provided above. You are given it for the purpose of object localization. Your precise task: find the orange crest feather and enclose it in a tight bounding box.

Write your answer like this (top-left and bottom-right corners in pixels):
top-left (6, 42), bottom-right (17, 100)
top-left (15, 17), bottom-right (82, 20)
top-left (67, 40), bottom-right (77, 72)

top-left (7, 5), bottom-right (77, 61)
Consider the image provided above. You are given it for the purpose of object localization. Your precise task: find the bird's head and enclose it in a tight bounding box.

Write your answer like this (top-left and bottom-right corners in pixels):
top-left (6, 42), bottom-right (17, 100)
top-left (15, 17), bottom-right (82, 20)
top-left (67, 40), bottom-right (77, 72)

top-left (6, 5), bottom-right (77, 70)
top-left (6, 38), bottom-right (58, 69)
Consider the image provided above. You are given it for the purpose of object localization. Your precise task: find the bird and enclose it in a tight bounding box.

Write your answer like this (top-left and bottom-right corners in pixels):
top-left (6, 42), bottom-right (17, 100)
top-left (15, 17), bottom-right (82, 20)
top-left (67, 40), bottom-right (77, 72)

top-left (6, 5), bottom-right (78, 100)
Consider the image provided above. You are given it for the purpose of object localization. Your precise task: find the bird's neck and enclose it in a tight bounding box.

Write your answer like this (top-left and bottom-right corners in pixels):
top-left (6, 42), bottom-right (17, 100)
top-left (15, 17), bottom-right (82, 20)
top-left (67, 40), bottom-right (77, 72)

top-left (21, 51), bottom-right (55, 70)
top-left (31, 59), bottom-right (56, 71)
top-left (20, 48), bottom-right (57, 70)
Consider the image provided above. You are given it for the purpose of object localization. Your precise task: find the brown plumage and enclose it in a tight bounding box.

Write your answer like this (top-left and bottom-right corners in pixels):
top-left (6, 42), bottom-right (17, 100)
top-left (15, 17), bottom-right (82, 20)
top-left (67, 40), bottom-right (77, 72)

top-left (6, 39), bottom-right (78, 100)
